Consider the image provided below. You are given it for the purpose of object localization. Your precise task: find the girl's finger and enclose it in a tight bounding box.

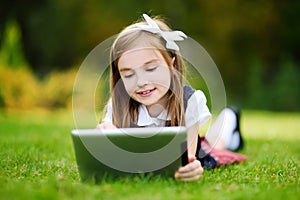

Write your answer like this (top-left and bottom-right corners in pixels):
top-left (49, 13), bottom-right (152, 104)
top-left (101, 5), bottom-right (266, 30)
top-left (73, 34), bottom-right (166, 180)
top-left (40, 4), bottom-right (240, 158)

top-left (178, 173), bottom-right (202, 182)
top-left (174, 160), bottom-right (203, 181)
top-left (176, 163), bottom-right (203, 179)
top-left (96, 123), bottom-right (116, 129)
top-left (177, 159), bottom-right (202, 173)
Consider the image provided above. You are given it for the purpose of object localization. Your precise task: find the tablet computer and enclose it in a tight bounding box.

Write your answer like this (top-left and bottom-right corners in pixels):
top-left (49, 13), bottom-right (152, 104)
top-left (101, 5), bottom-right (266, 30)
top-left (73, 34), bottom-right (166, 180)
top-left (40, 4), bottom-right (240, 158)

top-left (71, 126), bottom-right (188, 182)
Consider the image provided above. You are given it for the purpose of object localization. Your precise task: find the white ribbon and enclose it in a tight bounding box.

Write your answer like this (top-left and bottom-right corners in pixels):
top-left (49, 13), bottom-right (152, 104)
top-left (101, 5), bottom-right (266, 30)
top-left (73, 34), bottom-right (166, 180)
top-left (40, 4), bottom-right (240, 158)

top-left (136, 14), bottom-right (187, 51)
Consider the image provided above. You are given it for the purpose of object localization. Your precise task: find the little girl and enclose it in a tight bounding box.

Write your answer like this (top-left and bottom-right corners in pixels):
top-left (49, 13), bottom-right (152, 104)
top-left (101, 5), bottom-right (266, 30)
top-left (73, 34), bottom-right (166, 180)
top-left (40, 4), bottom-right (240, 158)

top-left (97, 14), bottom-right (247, 182)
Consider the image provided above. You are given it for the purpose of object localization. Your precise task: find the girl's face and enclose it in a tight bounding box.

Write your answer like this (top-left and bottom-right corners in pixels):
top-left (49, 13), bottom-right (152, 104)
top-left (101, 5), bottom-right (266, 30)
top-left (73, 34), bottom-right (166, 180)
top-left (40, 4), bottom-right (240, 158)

top-left (118, 48), bottom-right (172, 109)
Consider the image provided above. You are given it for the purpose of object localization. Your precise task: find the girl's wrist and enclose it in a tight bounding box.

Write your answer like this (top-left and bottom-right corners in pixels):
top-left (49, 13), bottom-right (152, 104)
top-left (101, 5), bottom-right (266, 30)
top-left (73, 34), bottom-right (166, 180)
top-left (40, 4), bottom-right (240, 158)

top-left (188, 154), bottom-right (197, 163)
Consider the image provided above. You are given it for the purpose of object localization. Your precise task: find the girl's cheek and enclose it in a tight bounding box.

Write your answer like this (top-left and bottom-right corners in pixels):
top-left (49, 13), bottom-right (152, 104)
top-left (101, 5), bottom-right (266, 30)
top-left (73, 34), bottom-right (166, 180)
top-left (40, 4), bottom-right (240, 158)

top-left (148, 68), bottom-right (171, 89)
top-left (122, 79), bottom-right (136, 96)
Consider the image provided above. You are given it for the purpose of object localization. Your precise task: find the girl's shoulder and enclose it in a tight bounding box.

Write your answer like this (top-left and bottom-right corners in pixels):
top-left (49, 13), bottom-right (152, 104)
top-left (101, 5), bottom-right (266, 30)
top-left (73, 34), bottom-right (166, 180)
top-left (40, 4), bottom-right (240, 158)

top-left (183, 85), bottom-right (195, 111)
top-left (184, 85), bottom-right (211, 128)
top-left (183, 85), bottom-right (195, 98)
top-left (183, 85), bottom-right (207, 110)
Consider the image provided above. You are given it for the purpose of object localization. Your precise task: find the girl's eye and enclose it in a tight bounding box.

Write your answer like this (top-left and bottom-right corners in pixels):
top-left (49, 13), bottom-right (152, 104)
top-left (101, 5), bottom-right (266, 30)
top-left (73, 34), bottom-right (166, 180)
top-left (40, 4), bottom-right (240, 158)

top-left (123, 73), bottom-right (134, 78)
top-left (145, 65), bottom-right (158, 72)
top-left (121, 71), bottom-right (134, 78)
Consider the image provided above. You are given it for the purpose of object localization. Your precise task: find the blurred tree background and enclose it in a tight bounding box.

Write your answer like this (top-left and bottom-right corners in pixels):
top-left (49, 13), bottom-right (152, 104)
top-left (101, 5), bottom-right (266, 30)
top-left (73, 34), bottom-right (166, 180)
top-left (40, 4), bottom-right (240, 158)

top-left (0, 0), bottom-right (299, 111)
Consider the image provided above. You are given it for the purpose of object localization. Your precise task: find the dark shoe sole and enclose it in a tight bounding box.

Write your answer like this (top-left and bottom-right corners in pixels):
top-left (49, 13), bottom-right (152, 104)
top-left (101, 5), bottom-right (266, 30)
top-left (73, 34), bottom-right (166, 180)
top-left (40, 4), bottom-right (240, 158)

top-left (227, 106), bottom-right (244, 151)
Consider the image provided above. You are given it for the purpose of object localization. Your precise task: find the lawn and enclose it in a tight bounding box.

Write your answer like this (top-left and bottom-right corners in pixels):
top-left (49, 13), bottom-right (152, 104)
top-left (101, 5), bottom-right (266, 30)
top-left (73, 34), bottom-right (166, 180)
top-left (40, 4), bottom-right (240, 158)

top-left (0, 109), bottom-right (299, 200)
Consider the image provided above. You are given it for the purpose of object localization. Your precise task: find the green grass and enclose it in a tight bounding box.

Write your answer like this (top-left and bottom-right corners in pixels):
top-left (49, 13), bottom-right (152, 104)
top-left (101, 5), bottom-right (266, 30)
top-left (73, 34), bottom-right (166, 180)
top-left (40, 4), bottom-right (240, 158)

top-left (0, 109), bottom-right (299, 200)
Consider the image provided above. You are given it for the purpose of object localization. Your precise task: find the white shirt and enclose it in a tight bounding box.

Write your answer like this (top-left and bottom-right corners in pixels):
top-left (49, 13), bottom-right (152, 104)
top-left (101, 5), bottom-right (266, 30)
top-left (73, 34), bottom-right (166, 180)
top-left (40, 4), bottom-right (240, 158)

top-left (102, 90), bottom-right (211, 129)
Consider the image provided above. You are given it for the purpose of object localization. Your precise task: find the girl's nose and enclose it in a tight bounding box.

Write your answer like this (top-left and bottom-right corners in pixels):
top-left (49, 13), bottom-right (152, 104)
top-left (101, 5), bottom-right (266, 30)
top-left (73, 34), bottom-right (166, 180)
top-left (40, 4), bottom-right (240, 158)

top-left (136, 72), bottom-right (148, 87)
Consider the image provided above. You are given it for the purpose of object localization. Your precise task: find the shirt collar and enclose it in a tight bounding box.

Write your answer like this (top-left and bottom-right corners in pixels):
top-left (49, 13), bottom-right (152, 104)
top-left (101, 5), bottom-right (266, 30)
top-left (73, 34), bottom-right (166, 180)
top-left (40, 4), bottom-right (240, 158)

top-left (137, 105), bottom-right (171, 126)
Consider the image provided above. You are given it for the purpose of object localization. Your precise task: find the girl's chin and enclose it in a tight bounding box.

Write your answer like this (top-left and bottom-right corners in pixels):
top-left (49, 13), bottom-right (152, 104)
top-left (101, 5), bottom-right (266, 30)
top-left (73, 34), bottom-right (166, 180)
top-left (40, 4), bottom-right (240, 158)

top-left (133, 98), bottom-right (159, 107)
top-left (131, 94), bottom-right (168, 107)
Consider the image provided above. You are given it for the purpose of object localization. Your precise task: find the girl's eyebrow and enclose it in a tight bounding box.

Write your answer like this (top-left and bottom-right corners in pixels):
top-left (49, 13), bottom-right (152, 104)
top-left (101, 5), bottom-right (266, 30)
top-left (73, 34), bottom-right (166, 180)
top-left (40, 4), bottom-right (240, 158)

top-left (119, 68), bottom-right (133, 72)
top-left (119, 59), bottom-right (160, 72)
top-left (144, 59), bottom-right (160, 65)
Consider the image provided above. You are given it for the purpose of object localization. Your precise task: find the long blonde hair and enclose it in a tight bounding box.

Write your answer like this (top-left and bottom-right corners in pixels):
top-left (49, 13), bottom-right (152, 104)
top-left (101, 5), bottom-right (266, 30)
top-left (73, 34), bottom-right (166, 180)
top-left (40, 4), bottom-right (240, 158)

top-left (106, 16), bottom-right (185, 128)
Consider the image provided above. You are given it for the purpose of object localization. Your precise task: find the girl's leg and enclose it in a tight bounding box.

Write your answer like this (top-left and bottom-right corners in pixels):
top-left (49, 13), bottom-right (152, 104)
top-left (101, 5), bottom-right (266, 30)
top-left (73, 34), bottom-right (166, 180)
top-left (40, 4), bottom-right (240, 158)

top-left (205, 107), bottom-right (243, 151)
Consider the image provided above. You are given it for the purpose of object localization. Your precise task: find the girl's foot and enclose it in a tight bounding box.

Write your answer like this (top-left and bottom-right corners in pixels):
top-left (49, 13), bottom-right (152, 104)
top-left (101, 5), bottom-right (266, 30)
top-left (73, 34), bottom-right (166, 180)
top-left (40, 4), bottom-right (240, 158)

top-left (226, 106), bottom-right (244, 151)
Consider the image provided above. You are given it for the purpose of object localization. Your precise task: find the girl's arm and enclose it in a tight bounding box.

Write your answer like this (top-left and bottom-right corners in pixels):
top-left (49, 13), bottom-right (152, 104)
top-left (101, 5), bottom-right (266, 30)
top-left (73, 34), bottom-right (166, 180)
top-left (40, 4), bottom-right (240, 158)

top-left (174, 122), bottom-right (203, 182)
top-left (97, 99), bottom-right (115, 129)
top-left (186, 122), bottom-right (200, 156)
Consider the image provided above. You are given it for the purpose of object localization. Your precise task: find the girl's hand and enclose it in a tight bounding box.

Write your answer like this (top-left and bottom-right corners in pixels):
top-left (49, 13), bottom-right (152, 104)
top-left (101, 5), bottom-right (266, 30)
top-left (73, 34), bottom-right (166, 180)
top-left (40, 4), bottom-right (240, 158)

top-left (96, 122), bottom-right (117, 129)
top-left (174, 155), bottom-right (203, 182)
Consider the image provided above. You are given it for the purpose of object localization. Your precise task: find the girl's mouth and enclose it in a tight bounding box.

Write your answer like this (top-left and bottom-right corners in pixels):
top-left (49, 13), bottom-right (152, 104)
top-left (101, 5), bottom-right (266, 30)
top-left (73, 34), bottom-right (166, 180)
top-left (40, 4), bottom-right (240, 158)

top-left (136, 88), bottom-right (156, 97)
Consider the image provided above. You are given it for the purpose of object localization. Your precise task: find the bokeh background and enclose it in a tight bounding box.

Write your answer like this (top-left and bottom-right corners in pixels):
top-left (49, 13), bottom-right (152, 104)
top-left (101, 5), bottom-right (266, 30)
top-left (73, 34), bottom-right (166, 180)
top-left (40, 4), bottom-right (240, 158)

top-left (0, 0), bottom-right (299, 112)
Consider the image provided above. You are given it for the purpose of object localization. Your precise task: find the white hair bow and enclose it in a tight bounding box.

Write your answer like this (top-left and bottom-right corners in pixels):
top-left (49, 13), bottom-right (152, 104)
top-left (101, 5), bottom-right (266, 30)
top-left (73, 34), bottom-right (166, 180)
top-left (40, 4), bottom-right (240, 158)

top-left (136, 14), bottom-right (187, 51)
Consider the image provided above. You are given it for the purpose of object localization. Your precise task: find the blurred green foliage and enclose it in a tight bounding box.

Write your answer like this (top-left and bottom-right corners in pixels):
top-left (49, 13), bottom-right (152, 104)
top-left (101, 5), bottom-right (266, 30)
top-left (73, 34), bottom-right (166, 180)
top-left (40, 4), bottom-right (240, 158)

top-left (0, 66), bottom-right (76, 109)
top-left (0, 19), bottom-right (75, 109)
top-left (246, 59), bottom-right (300, 111)
top-left (0, 20), bottom-right (28, 68)
top-left (0, 0), bottom-right (299, 111)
